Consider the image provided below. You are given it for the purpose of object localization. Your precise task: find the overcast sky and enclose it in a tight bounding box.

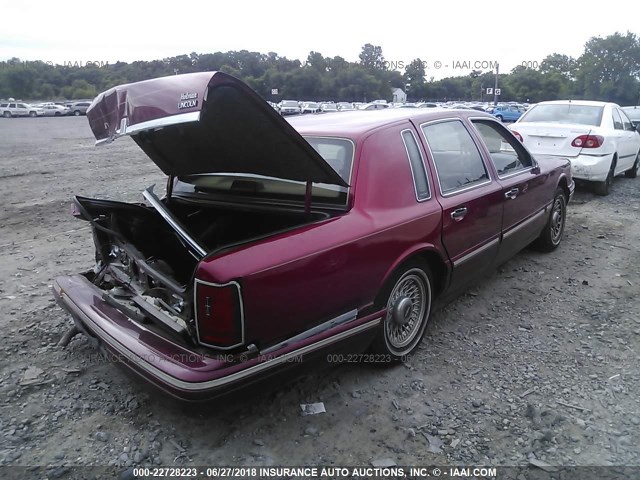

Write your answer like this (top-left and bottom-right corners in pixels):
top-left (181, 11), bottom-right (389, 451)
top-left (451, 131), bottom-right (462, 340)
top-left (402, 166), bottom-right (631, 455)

top-left (2, 0), bottom-right (637, 79)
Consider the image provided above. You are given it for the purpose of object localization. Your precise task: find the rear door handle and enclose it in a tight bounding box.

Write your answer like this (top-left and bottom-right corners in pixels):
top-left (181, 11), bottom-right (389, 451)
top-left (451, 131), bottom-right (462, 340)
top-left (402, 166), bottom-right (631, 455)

top-left (505, 188), bottom-right (519, 200)
top-left (451, 207), bottom-right (468, 221)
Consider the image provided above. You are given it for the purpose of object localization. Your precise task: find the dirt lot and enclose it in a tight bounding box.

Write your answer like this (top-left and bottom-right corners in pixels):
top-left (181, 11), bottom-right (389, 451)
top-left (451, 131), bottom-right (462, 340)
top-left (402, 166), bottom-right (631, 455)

top-left (0, 117), bottom-right (639, 478)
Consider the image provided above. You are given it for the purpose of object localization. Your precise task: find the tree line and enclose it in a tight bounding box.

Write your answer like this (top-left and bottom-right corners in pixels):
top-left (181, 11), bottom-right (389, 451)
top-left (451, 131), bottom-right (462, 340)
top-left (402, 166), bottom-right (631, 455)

top-left (1, 32), bottom-right (638, 105)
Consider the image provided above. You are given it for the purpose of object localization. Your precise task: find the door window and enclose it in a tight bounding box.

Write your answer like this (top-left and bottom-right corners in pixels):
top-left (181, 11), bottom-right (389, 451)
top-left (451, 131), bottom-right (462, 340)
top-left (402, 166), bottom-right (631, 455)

top-left (421, 120), bottom-right (489, 194)
top-left (472, 120), bottom-right (533, 177)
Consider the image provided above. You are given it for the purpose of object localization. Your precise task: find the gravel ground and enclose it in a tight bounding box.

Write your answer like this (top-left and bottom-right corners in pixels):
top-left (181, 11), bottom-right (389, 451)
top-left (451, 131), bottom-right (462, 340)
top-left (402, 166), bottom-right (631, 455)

top-left (0, 117), bottom-right (638, 479)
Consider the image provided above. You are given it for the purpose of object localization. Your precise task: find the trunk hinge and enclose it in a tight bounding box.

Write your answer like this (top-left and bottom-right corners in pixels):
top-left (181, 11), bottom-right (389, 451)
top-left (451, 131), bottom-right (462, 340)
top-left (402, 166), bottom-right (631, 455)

top-left (166, 175), bottom-right (174, 202)
top-left (304, 181), bottom-right (313, 215)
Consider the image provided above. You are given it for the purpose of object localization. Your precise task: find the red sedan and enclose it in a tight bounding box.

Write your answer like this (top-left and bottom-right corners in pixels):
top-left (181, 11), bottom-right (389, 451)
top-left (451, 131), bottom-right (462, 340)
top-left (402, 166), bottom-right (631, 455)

top-left (53, 72), bottom-right (574, 400)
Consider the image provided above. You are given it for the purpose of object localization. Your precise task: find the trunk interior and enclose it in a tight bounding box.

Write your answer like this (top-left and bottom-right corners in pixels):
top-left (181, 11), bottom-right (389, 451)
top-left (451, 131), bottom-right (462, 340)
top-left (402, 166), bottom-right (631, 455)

top-left (76, 196), bottom-right (329, 288)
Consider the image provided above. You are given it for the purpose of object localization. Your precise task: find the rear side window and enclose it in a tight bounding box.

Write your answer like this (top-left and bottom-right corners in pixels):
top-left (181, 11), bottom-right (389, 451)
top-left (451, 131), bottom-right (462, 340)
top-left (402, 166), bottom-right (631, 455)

top-left (421, 120), bottom-right (489, 194)
top-left (401, 129), bottom-right (430, 200)
top-left (612, 109), bottom-right (623, 130)
top-left (472, 120), bottom-right (533, 176)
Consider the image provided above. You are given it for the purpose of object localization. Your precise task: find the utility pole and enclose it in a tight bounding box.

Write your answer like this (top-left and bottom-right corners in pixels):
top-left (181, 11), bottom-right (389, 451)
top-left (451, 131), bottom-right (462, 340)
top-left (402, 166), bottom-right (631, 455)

top-left (493, 63), bottom-right (499, 106)
top-left (480, 83), bottom-right (484, 102)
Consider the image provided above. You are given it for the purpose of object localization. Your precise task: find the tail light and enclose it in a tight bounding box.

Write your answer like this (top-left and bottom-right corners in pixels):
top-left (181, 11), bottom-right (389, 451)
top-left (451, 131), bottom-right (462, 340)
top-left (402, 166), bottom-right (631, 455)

top-left (195, 280), bottom-right (244, 349)
top-left (512, 130), bottom-right (524, 142)
top-left (571, 135), bottom-right (604, 148)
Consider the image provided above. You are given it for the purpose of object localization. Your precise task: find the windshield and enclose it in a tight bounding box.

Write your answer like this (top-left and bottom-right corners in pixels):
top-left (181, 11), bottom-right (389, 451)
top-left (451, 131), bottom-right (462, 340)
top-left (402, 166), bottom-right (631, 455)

top-left (520, 104), bottom-right (604, 126)
top-left (173, 137), bottom-right (354, 209)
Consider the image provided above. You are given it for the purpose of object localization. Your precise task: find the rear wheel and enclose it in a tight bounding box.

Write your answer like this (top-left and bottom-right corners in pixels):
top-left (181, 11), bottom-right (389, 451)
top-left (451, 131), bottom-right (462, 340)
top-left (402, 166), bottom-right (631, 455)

top-left (533, 188), bottom-right (567, 252)
top-left (54, 112), bottom-right (61, 117)
top-left (594, 159), bottom-right (616, 196)
top-left (29, 111), bottom-right (36, 117)
top-left (370, 261), bottom-right (433, 360)
top-left (625, 153), bottom-right (639, 179)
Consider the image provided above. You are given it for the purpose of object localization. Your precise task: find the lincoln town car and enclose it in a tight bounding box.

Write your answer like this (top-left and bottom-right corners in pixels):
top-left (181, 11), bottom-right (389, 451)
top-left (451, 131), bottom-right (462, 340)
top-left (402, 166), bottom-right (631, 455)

top-left (53, 72), bottom-right (574, 400)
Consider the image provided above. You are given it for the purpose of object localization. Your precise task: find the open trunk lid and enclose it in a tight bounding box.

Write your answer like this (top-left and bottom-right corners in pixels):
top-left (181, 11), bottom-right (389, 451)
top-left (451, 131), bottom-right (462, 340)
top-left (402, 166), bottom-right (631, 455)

top-left (513, 122), bottom-right (595, 156)
top-left (86, 71), bottom-right (347, 187)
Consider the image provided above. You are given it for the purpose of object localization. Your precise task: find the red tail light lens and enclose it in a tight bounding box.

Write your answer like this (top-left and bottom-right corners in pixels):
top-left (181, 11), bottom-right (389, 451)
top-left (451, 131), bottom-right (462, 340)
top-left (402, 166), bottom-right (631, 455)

top-left (512, 130), bottom-right (524, 142)
top-left (571, 135), bottom-right (604, 148)
top-left (195, 280), bottom-right (244, 349)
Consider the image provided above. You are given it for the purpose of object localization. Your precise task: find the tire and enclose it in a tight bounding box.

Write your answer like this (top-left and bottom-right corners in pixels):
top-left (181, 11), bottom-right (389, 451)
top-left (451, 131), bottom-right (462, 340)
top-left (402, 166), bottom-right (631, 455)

top-left (54, 112), bottom-right (61, 117)
top-left (370, 261), bottom-right (433, 360)
top-left (29, 111), bottom-right (37, 117)
top-left (2, 111), bottom-right (11, 118)
top-left (533, 188), bottom-right (567, 252)
top-left (594, 158), bottom-right (616, 196)
top-left (74, 110), bottom-right (81, 116)
top-left (496, 115), bottom-right (503, 122)
top-left (624, 153), bottom-right (639, 179)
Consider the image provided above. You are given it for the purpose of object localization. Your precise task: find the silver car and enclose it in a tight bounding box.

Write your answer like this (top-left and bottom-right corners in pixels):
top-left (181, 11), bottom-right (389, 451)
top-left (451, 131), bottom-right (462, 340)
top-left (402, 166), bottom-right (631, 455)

top-left (40, 104), bottom-right (70, 117)
top-left (66, 101), bottom-right (92, 116)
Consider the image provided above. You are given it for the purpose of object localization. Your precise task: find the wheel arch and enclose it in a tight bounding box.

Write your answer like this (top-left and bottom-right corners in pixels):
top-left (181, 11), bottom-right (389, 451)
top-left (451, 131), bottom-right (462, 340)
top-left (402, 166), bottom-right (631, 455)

top-left (375, 245), bottom-right (450, 306)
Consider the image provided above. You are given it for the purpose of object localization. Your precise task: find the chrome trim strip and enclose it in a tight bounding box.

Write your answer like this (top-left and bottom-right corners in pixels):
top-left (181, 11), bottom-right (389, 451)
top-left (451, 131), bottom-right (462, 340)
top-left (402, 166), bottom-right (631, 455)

top-left (262, 308), bottom-right (358, 354)
top-left (142, 186), bottom-right (207, 258)
top-left (503, 208), bottom-right (546, 240)
top-left (126, 111), bottom-right (201, 135)
top-left (94, 111), bottom-right (201, 146)
top-left (453, 237), bottom-right (499, 267)
top-left (193, 279), bottom-right (245, 350)
top-left (497, 166), bottom-right (534, 180)
top-left (400, 128), bottom-right (432, 202)
top-left (56, 281), bottom-right (380, 391)
top-left (419, 118), bottom-right (494, 198)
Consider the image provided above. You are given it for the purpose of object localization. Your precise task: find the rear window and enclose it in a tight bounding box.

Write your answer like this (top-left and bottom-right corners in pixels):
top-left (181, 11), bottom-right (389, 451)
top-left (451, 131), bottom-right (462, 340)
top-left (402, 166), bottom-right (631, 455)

top-left (622, 107), bottom-right (640, 122)
top-left (520, 104), bottom-right (604, 126)
top-left (173, 137), bottom-right (354, 209)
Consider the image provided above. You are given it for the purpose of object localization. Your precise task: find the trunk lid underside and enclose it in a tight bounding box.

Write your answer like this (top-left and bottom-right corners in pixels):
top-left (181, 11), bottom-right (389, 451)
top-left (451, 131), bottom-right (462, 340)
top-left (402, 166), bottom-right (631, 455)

top-left (86, 71), bottom-right (347, 187)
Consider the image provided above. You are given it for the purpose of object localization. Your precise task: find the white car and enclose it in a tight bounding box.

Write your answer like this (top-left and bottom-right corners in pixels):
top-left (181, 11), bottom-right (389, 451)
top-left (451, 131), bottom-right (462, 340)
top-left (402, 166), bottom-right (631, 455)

top-left (40, 104), bottom-right (70, 117)
top-left (0, 102), bottom-right (45, 118)
top-left (510, 100), bottom-right (640, 195)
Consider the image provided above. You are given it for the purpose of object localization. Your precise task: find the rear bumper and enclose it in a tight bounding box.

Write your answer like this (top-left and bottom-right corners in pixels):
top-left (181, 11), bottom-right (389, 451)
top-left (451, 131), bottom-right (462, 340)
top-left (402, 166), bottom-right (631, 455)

top-left (53, 274), bottom-right (380, 400)
top-left (569, 152), bottom-right (615, 182)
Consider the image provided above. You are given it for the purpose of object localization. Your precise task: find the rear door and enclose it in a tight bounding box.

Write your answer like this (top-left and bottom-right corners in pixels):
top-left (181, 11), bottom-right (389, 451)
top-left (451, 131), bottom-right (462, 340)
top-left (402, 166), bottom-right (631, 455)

top-left (419, 119), bottom-right (503, 292)
top-left (613, 108), bottom-right (639, 172)
top-left (470, 119), bottom-right (550, 264)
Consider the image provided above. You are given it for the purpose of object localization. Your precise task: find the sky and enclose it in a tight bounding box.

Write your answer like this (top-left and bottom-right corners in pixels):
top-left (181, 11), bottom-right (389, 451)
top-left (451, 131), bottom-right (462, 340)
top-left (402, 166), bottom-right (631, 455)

top-left (1, 0), bottom-right (638, 80)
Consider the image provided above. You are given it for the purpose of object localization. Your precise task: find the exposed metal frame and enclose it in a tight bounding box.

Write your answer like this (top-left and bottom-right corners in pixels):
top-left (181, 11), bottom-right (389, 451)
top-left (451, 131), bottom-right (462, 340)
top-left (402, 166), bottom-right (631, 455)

top-left (142, 186), bottom-right (207, 258)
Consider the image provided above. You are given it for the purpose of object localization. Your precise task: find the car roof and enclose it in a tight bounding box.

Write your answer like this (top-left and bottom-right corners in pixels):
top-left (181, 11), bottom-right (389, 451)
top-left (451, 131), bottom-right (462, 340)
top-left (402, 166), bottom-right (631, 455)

top-left (287, 107), bottom-right (494, 138)
top-left (534, 100), bottom-right (618, 107)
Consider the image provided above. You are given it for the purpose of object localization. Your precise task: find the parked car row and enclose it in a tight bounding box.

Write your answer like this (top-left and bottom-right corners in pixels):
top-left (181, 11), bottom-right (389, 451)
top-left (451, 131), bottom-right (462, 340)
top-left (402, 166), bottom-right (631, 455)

top-left (0, 99), bottom-right (92, 118)
top-left (54, 71), bottom-right (577, 400)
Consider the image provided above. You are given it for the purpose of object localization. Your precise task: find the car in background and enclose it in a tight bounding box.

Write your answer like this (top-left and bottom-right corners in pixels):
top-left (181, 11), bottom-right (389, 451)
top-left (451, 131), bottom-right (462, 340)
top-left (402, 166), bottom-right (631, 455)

top-left (337, 102), bottom-right (355, 111)
top-left (491, 105), bottom-right (523, 122)
top-left (320, 103), bottom-right (338, 113)
top-left (301, 102), bottom-right (321, 114)
top-left (40, 104), bottom-right (70, 117)
top-left (0, 102), bottom-right (45, 117)
top-left (52, 71), bottom-right (573, 400)
top-left (417, 102), bottom-right (438, 108)
top-left (278, 100), bottom-right (301, 116)
top-left (511, 100), bottom-right (640, 195)
top-left (622, 106), bottom-right (640, 128)
top-left (66, 101), bottom-right (92, 116)
top-left (358, 102), bottom-right (389, 110)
